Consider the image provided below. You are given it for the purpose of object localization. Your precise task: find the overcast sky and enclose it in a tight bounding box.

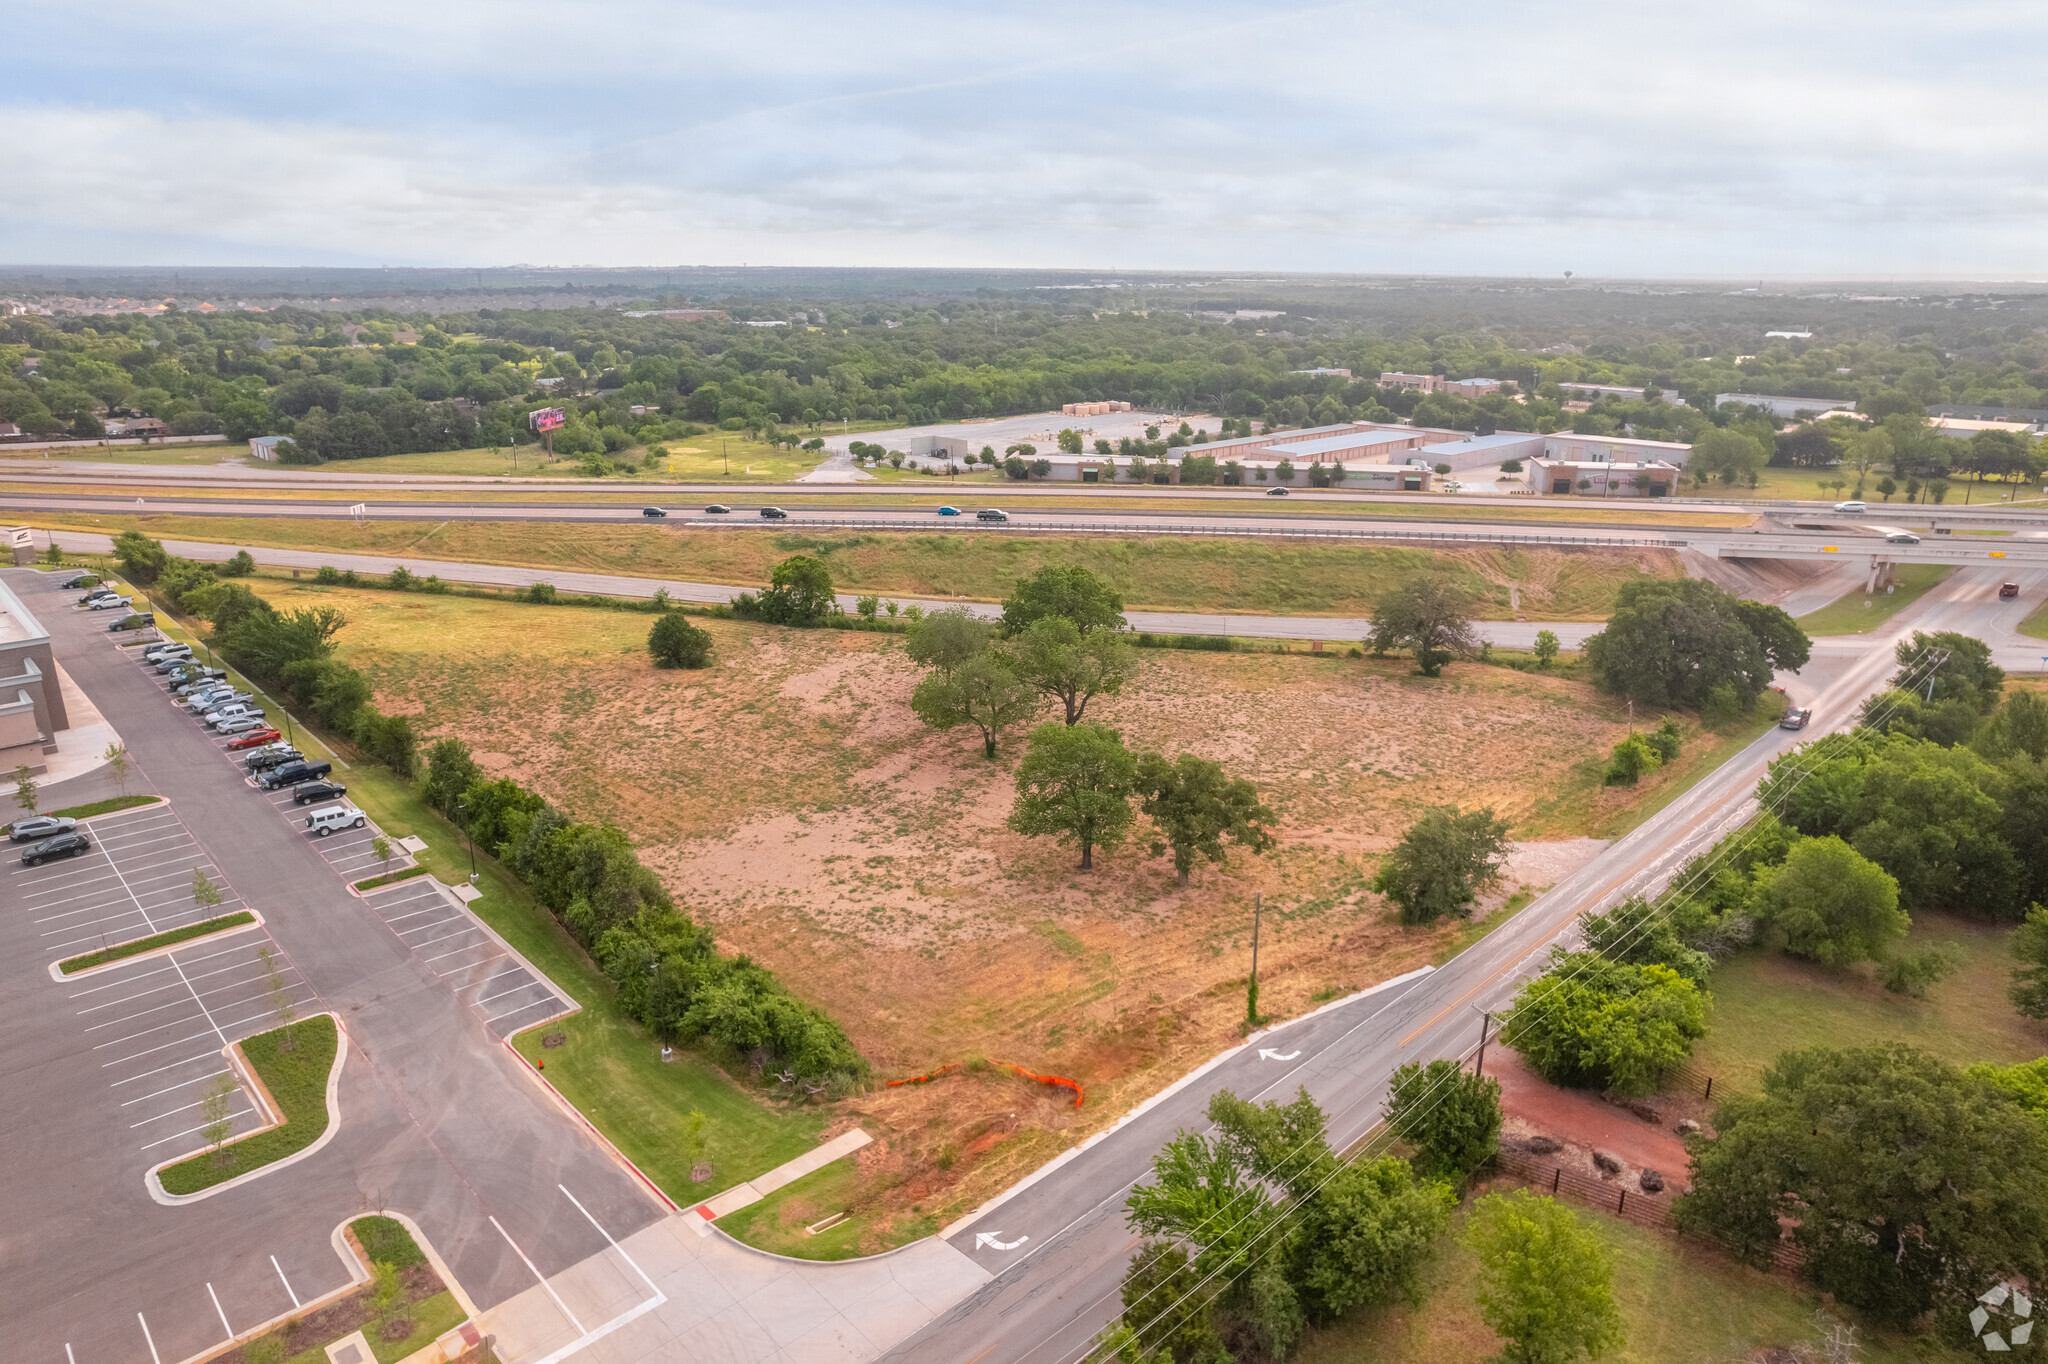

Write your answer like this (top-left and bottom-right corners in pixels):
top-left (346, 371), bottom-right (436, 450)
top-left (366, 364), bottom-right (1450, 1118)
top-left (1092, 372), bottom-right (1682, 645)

top-left (3, 0), bottom-right (2041, 277)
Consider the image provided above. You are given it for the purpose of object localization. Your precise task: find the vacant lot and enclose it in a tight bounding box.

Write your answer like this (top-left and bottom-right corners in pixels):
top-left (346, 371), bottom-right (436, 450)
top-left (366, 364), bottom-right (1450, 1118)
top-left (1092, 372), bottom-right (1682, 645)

top-left (68, 515), bottom-right (1677, 619)
top-left (241, 578), bottom-right (1738, 1241)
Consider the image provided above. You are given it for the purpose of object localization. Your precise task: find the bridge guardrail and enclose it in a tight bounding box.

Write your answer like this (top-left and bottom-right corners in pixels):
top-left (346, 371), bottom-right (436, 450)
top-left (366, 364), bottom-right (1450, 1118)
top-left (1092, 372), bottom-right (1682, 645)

top-left (680, 517), bottom-right (1684, 550)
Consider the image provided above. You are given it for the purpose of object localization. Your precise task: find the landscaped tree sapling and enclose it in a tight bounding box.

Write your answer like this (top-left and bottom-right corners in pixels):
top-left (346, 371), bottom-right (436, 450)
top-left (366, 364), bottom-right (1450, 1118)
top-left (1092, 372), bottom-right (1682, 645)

top-left (201, 1072), bottom-right (239, 1165)
top-left (103, 742), bottom-right (130, 796)
top-left (12, 763), bottom-right (36, 816)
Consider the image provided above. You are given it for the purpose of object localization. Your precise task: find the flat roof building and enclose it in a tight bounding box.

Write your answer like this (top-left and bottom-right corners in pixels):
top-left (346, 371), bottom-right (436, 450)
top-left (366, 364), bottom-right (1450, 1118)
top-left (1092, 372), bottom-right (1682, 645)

top-left (1378, 372), bottom-right (1446, 393)
top-left (1716, 393), bottom-right (1854, 420)
top-left (1525, 456), bottom-right (1681, 498)
top-left (0, 575), bottom-right (70, 773)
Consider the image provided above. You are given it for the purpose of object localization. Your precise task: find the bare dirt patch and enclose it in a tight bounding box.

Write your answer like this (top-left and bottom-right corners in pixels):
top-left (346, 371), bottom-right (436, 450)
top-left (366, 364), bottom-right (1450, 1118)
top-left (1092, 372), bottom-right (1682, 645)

top-left (270, 581), bottom-right (1716, 1225)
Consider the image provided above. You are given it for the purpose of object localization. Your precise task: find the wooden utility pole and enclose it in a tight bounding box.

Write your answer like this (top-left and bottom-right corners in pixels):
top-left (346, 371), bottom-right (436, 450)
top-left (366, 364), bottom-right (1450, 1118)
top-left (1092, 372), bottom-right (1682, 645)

top-left (1246, 893), bottom-right (1262, 1026)
top-left (1475, 1011), bottom-right (1492, 1076)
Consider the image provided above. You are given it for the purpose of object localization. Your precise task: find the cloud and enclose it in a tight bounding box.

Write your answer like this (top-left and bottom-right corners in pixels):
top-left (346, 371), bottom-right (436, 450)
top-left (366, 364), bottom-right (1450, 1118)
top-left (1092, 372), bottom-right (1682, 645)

top-left (3, 0), bottom-right (2045, 274)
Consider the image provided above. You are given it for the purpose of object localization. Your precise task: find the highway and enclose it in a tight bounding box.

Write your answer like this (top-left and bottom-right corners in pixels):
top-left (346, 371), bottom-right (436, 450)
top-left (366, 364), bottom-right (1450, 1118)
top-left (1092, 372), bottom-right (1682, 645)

top-left (884, 566), bottom-right (2018, 1364)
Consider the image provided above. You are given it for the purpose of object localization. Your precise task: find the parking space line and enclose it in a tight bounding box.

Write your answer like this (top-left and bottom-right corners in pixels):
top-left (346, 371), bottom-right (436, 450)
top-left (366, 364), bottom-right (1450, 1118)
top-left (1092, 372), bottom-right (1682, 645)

top-left (111, 1052), bottom-right (228, 1086)
top-left (408, 924), bottom-right (479, 950)
top-left (491, 1216), bottom-right (585, 1335)
top-left (424, 941), bottom-right (494, 966)
top-left (487, 995), bottom-right (564, 1026)
top-left (140, 1107), bottom-right (255, 1150)
top-left (273, 1255), bottom-right (301, 1309)
top-left (103, 1026), bottom-right (224, 1067)
top-left (121, 1070), bottom-right (232, 1106)
top-left (139, 1312), bottom-right (164, 1364)
top-left (478, 977), bottom-right (543, 1005)
top-left (207, 1283), bottom-right (233, 1340)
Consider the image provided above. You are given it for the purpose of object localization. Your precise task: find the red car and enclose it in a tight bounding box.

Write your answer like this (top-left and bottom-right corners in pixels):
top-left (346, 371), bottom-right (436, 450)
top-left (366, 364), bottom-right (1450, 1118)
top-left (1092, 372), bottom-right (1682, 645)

top-left (2000, 582), bottom-right (2021, 600)
top-left (226, 728), bottom-right (282, 750)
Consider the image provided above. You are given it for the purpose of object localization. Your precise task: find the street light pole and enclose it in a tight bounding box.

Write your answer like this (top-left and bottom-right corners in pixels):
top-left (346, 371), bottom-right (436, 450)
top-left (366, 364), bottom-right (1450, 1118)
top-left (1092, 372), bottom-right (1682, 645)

top-left (455, 797), bottom-right (478, 885)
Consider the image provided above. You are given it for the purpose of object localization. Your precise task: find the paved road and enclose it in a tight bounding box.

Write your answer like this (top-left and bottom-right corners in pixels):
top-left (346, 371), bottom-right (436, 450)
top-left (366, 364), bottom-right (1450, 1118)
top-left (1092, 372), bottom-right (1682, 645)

top-left (1, 569), bottom-right (665, 1364)
top-left (883, 567), bottom-right (2006, 1364)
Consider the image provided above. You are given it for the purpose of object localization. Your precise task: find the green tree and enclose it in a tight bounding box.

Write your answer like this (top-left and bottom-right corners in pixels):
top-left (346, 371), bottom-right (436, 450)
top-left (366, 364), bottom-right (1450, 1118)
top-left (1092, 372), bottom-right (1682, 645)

top-left (1532, 629), bottom-right (1559, 669)
top-left (1752, 835), bottom-right (1906, 966)
top-left (1603, 733), bottom-right (1661, 785)
top-left (12, 763), bottom-right (37, 816)
top-left (1464, 1190), bottom-right (1624, 1364)
top-left (1008, 723), bottom-right (1137, 869)
top-left (1386, 1059), bottom-right (1502, 1183)
top-left (421, 738), bottom-right (482, 818)
top-left (1881, 629), bottom-right (2005, 714)
top-left (1675, 1044), bottom-right (2048, 1326)
top-left (200, 1073), bottom-right (240, 1165)
top-left (739, 554), bottom-right (837, 626)
top-left (911, 652), bottom-right (1036, 758)
top-left (1135, 751), bottom-right (1276, 885)
top-left (2013, 902), bottom-right (2048, 1019)
top-left (1584, 578), bottom-right (1809, 709)
top-left (1057, 427), bottom-right (1083, 453)
top-left (1501, 954), bottom-right (1708, 1095)
top-left (1371, 805), bottom-right (1511, 925)
top-left (112, 529), bottom-right (169, 584)
top-left (103, 742), bottom-right (130, 796)
top-left (904, 605), bottom-right (995, 676)
top-left (219, 549), bottom-right (256, 577)
top-left (1007, 615), bottom-right (1134, 725)
top-left (1690, 427), bottom-right (1769, 485)
top-left (191, 867), bottom-right (224, 911)
top-left (1000, 565), bottom-right (1126, 636)
top-left (1365, 574), bottom-right (1480, 677)
top-left (1980, 688), bottom-right (2048, 763)
top-left (647, 612), bottom-right (713, 668)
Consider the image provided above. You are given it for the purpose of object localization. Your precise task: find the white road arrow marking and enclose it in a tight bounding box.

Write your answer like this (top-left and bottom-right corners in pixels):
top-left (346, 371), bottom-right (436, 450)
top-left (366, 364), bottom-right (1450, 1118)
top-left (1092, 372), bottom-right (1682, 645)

top-left (976, 1232), bottom-right (1029, 1251)
top-left (1258, 1048), bottom-right (1301, 1061)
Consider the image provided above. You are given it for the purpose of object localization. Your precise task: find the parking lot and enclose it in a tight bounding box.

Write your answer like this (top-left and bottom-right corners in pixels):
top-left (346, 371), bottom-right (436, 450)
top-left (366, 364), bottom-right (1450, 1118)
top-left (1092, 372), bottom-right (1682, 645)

top-left (15, 800), bottom-right (245, 961)
top-left (364, 878), bottom-right (571, 1038)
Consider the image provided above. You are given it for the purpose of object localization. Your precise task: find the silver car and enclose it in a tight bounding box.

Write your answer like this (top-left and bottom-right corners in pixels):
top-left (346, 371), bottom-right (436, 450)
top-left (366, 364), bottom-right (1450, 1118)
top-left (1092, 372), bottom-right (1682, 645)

top-left (204, 704), bottom-right (260, 728)
top-left (9, 815), bottom-right (75, 843)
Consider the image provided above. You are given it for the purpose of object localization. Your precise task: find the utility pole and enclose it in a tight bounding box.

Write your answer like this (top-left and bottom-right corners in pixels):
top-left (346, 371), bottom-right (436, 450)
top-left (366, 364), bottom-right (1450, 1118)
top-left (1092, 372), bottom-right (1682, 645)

top-left (1475, 1010), bottom-right (1492, 1076)
top-left (1246, 893), bottom-right (1262, 1027)
top-left (456, 797), bottom-right (478, 885)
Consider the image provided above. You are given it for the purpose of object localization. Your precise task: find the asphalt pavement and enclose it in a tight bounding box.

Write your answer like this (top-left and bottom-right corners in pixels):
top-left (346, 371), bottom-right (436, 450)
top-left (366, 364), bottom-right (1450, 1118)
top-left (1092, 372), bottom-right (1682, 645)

top-left (0, 569), bottom-right (664, 1364)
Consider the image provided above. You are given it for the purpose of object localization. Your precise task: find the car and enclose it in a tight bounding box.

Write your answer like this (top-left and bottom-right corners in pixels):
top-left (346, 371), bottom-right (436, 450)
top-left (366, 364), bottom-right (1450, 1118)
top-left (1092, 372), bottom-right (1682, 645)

top-left (260, 760), bottom-right (332, 789)
top-left (185, 687), bottom-right (244, 709)
top-left (1833, 500), bottom-right (1867, 514)
top-left (87, 595), bottom-right (133, 611)
top-left (9, 815), bottom-right (75, 843)
top-left (292, 780), bottom-right (349, 805)
top-left (641, 506), bottom-right (668, 518)
top-left (205, 704), bottom-right (261, 728)
top-left (759, 507), bottom-right (788, 519)
top-left (173, 672), bottom-right (229, 694)
top-left (22, 830), bottom-right (91, 866)
top-left (937, 506), bottom-right (962, 516)
top-left (59, 573), bottom-right (97, 590)
top-left (305, 804), bottom-right (367, 837)
top-left (152, 654), bottom-right (197, 673)
top-left (1779, 707), bottom-right (1813, 730)
top-left (110, 613), bottom-right (156, 633)
top-left (143, 643), bottom-right (189, 662)
top-left (80, 589), bottom-right (119, 606)
top-left (1266, 486), bottom-right (1290, 497)
top-left (246, 747), bottom-right (304, 771)
top-left (976, 508), bottom-right (1009, 522)
top-left (216, 714), bottom-right (270, 735)
top-left (226, 728), bottom-right (283, 750)
top-left (1885, 532), bottom-right (1921, 545)
top-left (704, 504), bottom-right (731, 514)
top-left (2001, 582), bottom-right (2022, 599)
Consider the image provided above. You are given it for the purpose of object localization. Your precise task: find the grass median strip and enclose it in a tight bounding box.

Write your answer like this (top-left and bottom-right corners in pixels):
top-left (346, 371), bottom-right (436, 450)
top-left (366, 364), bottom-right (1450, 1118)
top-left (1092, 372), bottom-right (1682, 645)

top-left (47, 793), bottom-right (160, 820)
top-left (59, 911), bottom-right (255, 974)
top-left (157, 1014), bottom-right (337, 1196)
top-left (353, 864), bottom-right (432, 892)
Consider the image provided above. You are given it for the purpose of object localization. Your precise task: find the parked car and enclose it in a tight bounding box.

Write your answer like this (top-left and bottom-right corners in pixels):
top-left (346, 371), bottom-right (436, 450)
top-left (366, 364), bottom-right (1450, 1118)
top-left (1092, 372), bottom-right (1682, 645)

top-left (1266, 486), bottom-right (1290, 497)
top-left (60, 573), bottom-right (97, 590)
top-left (143, 642), bottom-right (190, 662)
top-left (1833, 500), bottom-right (1867, 514)
top-left (260, 760), bottom-right (332, 789)
top-left (80, 588), bottom-right (120, 606)
top-left (110, 613), bottom-right (156, 633)
top-left (1886, 532), bottom-right (1922, 545)
top-left (976, 508), bottom-right (1009, 522)
top-left (292, 780), bottom-right (349, 805)
top-left (641, 506), bottom-right (668, 518)
top-left (205, 704), bottom-right (261, 728)
top-left (2001, 582), bottom-right (2022, 599)
top-left (306, 804), bottom-right (367, 837)
top-left (87, 595), bottom-right (133, 611)
top-left (9, 815), bottom-right (75, 843)
top-left (184, 687), bottom-right (245, 710)
top-left (1779, 707), bottom-right (1813, 730)
top-left (226, 728), bottom-right (283, 751)
top-left (216, 715), bottom-right (270, 735)
top-left (173, 672), bottom-right (229, 694)
top-left (246, 747), bottom-right (304, 771)
top-left (153, 654), bottom-right (198, 673)
top-left (937, 506), bottom-right (962, 516)
top-left (21, 830), bottom-right (91, 866)
top-left (704, 504), bottom-right (731, 514)
top-left (759, 506), bottom-right (788, 519)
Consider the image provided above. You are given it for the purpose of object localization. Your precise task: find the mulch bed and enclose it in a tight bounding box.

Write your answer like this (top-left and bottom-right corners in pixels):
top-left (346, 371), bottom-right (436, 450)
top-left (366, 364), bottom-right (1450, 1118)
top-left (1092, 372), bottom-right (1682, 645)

top-left (207, 1260), bottom-right (444, 1364)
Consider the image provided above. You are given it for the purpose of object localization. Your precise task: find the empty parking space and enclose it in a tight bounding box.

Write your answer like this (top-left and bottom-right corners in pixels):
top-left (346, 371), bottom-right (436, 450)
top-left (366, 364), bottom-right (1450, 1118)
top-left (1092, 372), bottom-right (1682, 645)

top-left (367, 879), bottom-right (570, 1037)
top-left (11, 801), bottom-right (245, 962)
top-left (66, 933), bottom-right (318, 1157)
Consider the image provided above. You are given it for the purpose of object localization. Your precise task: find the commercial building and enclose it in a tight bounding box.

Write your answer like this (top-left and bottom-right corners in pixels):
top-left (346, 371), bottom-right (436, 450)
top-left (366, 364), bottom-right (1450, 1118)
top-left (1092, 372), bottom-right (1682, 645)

top-left (1930, 417), bottom-right (2044, 439)
top-left (1542, 433), bottom-right (1693, 468)
top-left (1557, 382), bottom-right (1648, 401)
top-left (0, 575), bottom-right (71, 773)
top-left (1524, 456), bottom-right (1682, 498)
top-left (1290, 367), bottom-right (1353, 379)
top-left (1259, 428), bottom-right (1437, 466)
top-left (248, 435), bottom-right (288, 460)
top-left (1443, 377), bottom-right (1502, 400)
top-left (1715, 393), bottom-right (1855, 420)
top-left (1378, 372), bottom-right (1446, 393)
top-left (1417, 431), bottom-right (1548, 471)
top-left (1060, 401), bottom-right (1133, 416)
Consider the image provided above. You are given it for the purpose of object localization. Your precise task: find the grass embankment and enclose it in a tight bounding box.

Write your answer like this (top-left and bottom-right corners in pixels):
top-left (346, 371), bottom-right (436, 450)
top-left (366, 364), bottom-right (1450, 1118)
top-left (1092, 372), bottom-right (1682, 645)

top-left (40, 515), bottom-right (1679, 619)
top-left (157, 1015), bottom-right (337, 1195)
top-left (283, 434), bottom-right (821, 481)
top-left (2021, 599), bottom-right (2048, 642)
top-left (0, 441), bottom-right (240, 466)
top-left (1794, 563), bottom-right (1954, 635)
top-left (714, 1158), bottom-right (939, 1261)
top-left (59, 911), bottom-right (254, 973)
top-left (1294, 1180), bottom-right (1964, 1364)
top-left (48, 793), bottom-right (160, 820)
top-left (1688, 913), bottom-right (2048, 1095)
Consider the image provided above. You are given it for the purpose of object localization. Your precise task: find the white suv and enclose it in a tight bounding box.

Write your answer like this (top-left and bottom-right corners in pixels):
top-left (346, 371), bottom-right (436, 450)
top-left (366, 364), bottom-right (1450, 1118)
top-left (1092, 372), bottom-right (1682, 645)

top-left (305, 805), bottom-right (367, 838)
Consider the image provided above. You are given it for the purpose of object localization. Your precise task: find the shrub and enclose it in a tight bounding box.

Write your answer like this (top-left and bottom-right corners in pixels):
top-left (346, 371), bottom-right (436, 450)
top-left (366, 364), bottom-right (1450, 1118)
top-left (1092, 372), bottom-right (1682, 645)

top-left (1604, 733), bottom-right (1662, 785)
top-left (220, 550), bottom-right (256, 578)
top-left (1386, 1059), bottom-right (1501, 1182)
top-left (522, 582), bottom-right (558, 605)
top-left (1501, 953), bottom-right (1709, 1095)
top-left (648, 613), bottom-right (713, 668)
top-left (313, 565), bottom-right (342, 585)
top-left (1371, 805), bottom-right (1511, 924)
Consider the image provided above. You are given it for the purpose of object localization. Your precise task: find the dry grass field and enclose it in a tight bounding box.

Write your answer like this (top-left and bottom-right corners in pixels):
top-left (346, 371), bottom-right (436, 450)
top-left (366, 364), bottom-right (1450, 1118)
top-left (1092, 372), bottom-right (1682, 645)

top-left (244, 576), bottom-right (1737, 1244)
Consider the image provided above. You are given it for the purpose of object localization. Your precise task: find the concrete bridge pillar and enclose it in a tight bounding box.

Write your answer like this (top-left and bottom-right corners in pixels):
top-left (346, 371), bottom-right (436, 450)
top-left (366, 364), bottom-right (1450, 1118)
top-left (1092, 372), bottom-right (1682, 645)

top-left (1865, 557), bottom-right (1894, 593)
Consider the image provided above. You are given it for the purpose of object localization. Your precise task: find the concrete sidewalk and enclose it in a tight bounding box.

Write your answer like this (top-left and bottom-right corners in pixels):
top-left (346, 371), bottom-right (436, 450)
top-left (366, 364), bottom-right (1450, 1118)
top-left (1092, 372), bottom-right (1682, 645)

top-left (478, 1212), bottom-right (989, 1364)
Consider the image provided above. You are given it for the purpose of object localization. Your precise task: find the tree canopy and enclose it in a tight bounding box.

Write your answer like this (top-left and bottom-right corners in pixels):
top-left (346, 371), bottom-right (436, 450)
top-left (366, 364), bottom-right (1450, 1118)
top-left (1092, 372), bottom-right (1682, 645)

top-left (1000, 564), bottom-right (1126, 637)
top-left (1136, 751), bottom-right (1276, 885)
top-left (1582, 579), bottom-right (1808, 709)
top-left (1464, 1190), bottom-right (1624, 1364)
top-left (1371, 805), bottom-right (1511, 924)
top-left (1365, 574), bottom-right (1480, 677)
top-left (1008, 722), bottom-right (1138, 869)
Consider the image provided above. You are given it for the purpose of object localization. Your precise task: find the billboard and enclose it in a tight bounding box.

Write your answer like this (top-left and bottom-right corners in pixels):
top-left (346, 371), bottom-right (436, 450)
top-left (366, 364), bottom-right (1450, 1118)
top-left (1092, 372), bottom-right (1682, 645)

top-left (528, 407), bottom-right (567, 433)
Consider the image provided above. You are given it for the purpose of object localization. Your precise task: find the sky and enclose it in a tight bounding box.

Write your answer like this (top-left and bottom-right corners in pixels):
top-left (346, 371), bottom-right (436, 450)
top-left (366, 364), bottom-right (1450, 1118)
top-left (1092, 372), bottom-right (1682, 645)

top-left (3, 0), bottom-right (2043, 278)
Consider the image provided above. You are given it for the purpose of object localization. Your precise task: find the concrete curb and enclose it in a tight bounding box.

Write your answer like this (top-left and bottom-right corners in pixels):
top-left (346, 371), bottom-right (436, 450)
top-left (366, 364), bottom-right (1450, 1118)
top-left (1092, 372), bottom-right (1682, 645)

top-left (501, 1038), bottom-right (677, 1215)
top-left (145, 1011), bottom-right (349, 1206)
top-left (345, 866), bottom-right (432, 899)
top-left (332, 1209), bottom-right (483, 1322)
top-left (47, 907), bottom-right (267, 981)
